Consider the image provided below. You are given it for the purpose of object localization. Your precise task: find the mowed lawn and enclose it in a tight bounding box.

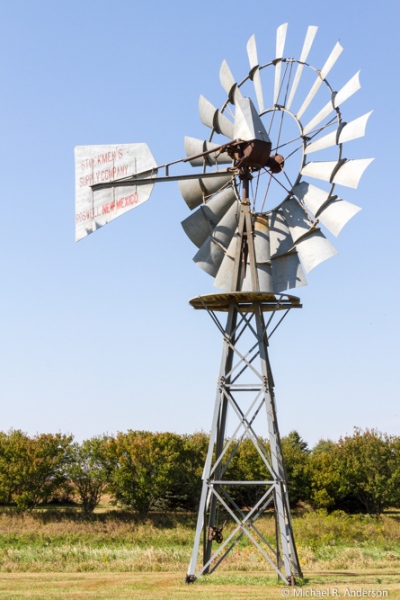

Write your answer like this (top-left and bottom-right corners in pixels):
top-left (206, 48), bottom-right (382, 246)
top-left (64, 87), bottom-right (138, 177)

top-left (0, 509), bottom-right (400, 598)
top-left (1, 572), bottom-right (400, 600)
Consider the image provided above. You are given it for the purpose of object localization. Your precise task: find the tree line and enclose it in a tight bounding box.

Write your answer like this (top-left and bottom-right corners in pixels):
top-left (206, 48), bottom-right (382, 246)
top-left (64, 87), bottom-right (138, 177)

top-left (0, 428), bottom-right (399, 516)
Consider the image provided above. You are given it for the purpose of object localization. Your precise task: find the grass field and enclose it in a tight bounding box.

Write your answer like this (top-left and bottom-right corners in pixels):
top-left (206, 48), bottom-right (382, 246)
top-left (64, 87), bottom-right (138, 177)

top-left (0, 509), bottom-right (399, 598)
top-left (1, 572), bottom-right (400, 600)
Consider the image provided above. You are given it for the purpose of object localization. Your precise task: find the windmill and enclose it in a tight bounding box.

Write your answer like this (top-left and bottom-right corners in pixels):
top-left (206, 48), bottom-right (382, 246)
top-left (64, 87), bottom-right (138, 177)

top-left (75, 24), bottom-right (373, 586)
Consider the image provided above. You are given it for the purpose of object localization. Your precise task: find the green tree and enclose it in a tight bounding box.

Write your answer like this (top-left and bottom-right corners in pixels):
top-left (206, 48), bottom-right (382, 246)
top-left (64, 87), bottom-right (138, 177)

top-left (308, 430), bottom-right (400, 515)
top-left (109, 430), bottom-right (186, 512)
top-left (14, 433), bottom-right (73, 510)
top-left (335, 428), bottom-right (400, 515)
top-left (281, 430), bottom-right (311, 506)
top-left (308, 439), bottom-right (343, 510)
top-left (67, 436), bottom-right (111, 514)
top-left (0, 430), bottom-right (29, 504)
top-left (224, 436), bottom-right (271, 509)
top-left (167, 432), bottom-right (209, 510)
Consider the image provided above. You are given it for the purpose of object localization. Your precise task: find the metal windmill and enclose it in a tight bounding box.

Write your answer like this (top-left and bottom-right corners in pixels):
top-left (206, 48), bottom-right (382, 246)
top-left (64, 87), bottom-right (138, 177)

top-left (75, 24), bottom-right (373, 586)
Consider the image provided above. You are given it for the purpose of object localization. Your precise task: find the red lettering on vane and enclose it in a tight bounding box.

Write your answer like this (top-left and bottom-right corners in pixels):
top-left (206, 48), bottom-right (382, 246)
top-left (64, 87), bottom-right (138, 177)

top-left (116, 193), bottom-right (139, 209)
top-left (80, 147), bottom-right (126, 172)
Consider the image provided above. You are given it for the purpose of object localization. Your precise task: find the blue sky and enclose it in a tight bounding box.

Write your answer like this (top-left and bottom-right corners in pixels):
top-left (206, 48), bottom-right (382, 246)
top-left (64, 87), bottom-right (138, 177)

top-left (0, 0), bottom-right (398, 448)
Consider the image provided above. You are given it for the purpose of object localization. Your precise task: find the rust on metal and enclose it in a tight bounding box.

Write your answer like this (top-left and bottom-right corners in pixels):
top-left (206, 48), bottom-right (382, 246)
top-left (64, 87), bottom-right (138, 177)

top-left (189, 291), bottom-right (301, 312)
top-left (267, 153), bottom-right (285, 173)
top-left (226, 138), bottom-right (272, 170)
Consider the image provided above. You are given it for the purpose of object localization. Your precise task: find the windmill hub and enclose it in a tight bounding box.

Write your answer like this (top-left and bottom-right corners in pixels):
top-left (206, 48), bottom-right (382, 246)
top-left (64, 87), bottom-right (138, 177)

top-left (225, 138), bottom-right (285, 174)
top-left (226, 138), bottom-right (271, 170)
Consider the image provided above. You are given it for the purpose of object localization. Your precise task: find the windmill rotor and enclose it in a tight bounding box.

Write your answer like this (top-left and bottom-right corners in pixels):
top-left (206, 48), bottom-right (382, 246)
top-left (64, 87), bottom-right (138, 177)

top-left (180, 23), bottom-right (373, 295)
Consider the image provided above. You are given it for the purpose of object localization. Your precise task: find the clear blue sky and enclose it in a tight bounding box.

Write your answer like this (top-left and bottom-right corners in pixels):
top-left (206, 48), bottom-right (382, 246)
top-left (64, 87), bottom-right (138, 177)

top-left (0, 0), bottom-right (398, 448)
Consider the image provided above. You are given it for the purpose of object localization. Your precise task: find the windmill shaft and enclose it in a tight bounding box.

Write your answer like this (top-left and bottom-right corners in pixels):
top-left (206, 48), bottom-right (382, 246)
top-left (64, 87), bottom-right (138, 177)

top-left (91, 168), bottom-right (235, 192)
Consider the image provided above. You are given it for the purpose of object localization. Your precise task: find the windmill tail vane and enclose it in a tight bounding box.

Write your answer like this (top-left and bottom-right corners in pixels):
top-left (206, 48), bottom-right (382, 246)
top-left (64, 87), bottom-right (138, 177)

top-left (74, 23), bottom-right (373, 585)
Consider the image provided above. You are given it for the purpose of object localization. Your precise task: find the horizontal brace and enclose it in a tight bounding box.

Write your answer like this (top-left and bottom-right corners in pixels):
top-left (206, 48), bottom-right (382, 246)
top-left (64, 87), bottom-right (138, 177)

top-left (222, 385), bottom-right (263, 391)
top-left (209, 481), bottom-right (275, 486)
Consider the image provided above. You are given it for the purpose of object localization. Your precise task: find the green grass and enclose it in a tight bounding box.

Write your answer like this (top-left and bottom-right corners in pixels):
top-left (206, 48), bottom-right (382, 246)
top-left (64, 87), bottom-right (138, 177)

top-left (0, 510), bottom-right (400, 599)
top-left (0, 508), bottom-right (399, 575)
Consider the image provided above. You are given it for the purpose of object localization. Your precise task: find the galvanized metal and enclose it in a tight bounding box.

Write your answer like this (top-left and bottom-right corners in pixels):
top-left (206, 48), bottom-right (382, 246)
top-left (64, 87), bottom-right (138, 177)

top-left (199, 95), bottom-right (234, 139)
top-left (293, 182), bottom-right (361, 237)
top-left (296, 41), bottom-right (343, 119)
top-left (304, 111), bottom-right (373, 154)
top-left (181, 187), bottom-right (238, 248)
top-left (246, 35), bottom-right (264, 113)
top-left (286, 25), bottom-right (318, 110)
top-left (193, 202), bottom-right (240, 277)
top-left (186, 136), bottom-right (302, 581)
top-left (179, 173), bottom-right (233, 210)
top-left (185, 291), bottom-right (302, 583)
top-left (303, 71), bottom-right (361, 135)
top-left (273, 23), bottom-right (288, 106)
top-left (281, 199), bottom-right (338, 273)
top-left (183, 26), bottom-right (373, 583)
top-left (75, 143), bottom-right (157, 241)
top-left (219, 59), bottom-right (243, 105)
top-left (180, 25), bottom-right (372, 295)
top-left (302, 158), bottom-right (374, 189)
top-left (234, 98), bottom-right (270, 143)
top-left (184, 137), bottom-right (232, 167)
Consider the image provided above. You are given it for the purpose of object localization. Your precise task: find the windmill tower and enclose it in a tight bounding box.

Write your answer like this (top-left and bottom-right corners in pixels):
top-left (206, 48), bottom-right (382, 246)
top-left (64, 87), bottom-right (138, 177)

top-left (74, 24), bottom-right (373, 586)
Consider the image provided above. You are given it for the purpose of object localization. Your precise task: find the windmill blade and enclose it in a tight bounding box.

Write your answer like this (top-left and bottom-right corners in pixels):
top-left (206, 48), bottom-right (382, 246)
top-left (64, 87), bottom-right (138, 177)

top-left (253, 214), bottom-right (271, 263)
top-left (268, 209), bottom-right (307, 292)
top-left (184, 137), bottom-right (232, 166)
top-left (281, 197), bottom-right (314, 243)
top-left (193, 202), bottom-right (239, 277)
top-left (234, 97), bottom-right (271, 142)
top-left (295, 228), bottom-right (338, 272)
top-left (281, 198), bottom-right (337, 272)
top-left (242, 261), bottom-right (273, 292)
top-left (304, 111), bottom-right (373, 154)
top-left (301, 160), bottom-right (343, 185)
top-left (293, 181), bottom-right (361, 236)
top-left (304, 130), bottom-right (338, 155)
top-left (293, 181), bottom-right (329, 214)
top-left (220, 59), bottom-right (243, 105)
top-left (181, 186), bottom-right (237, 248)
top-left (318, 198), bottom-right (361, 237)
top-left (271, 253), bottom-right (307, 293)
top-left (332, 158), bottom-right (374, 188)
top-left (246, 34), bottom-right (258, 73)
top-left (296, 41), bottom-right (343, 119)
top-left (273, 23), bottom-right (288, 105)
top-left (269, 208), bottom-right (295, 256)
top-left (75, 143), bottom-right (157, 242)
top-left (214, 233), bottom-right (238, 291)
top-left (339, 110), bottom-right (373, 144)
top-left (246, 34), bottom-right (264, 113)
top-left (301, 158), bottom-right (374, 189)
top-left (303, 72), bottom-right (361, 135)
top-left (199, 95), bottom-right (234, 139)
top-left (179, 174), bottom-right (233, 210)
top-left (242, 215), bottom-right (273, 292)
top-left (286, 26), bottom-right (318, 111)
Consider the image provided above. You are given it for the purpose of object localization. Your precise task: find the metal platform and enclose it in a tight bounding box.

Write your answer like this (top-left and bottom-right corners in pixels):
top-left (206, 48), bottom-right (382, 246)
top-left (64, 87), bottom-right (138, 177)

top-left (189, 292), bottom-right (301, 313)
